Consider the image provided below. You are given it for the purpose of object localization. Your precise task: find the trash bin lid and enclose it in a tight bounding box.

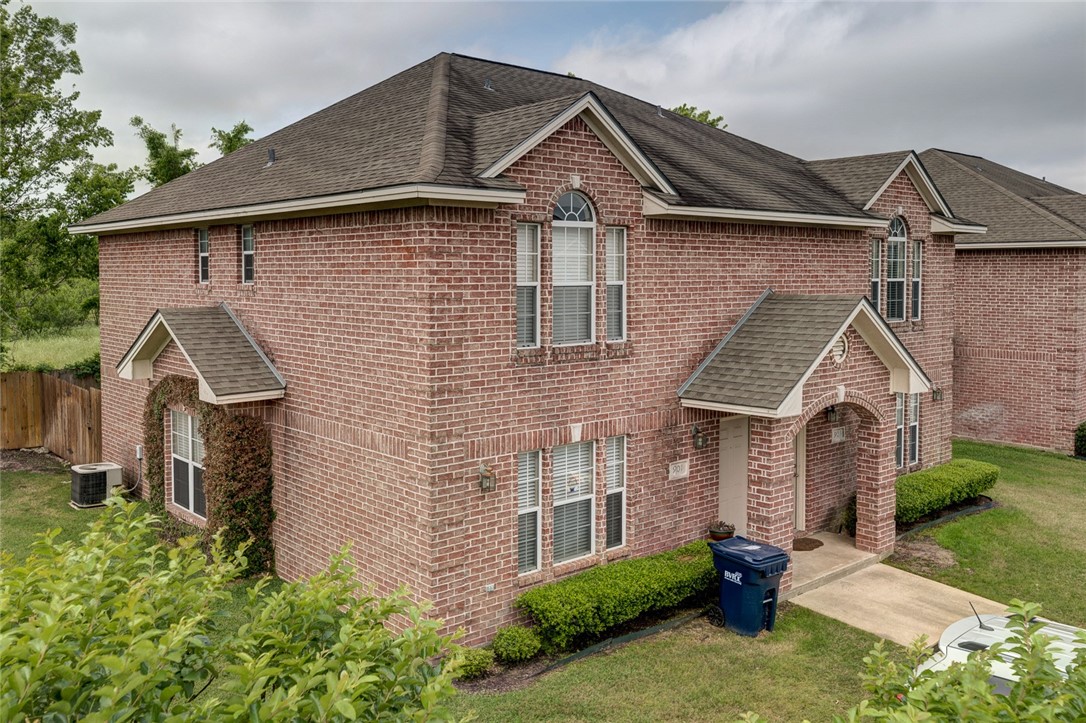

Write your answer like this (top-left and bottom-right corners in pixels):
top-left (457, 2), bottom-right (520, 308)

top-left (709, 536), bottom-right (790, 569)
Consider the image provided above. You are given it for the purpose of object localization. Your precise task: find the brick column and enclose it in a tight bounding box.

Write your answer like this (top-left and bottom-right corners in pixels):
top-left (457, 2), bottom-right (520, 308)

top-left (747, 416), bottom-right (796, 590)
top-left (855, 413), bottom-right (897, 554)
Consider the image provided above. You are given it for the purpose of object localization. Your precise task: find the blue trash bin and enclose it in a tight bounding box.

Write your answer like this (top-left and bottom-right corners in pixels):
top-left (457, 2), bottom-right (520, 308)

top-left (708, 536), bottom-right (790, 637)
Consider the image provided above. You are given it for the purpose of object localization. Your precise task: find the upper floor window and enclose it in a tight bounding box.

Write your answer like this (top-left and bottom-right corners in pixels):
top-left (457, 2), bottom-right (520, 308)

top-left (606, 227), bottom-right (626, 341)
top-left (869, 238), bottom-right (881, 311)
top-left (885, 217), bottom-right (907, 322)
top-left (552, 192), bottom-right (595, 345)
top-left (911, 239), bottom-right (922, 320)
top-left (516, 223), bottom-right (540, 348)
top-left (241, 225), bottom-right (255, 284)
top-left (197, 228), bottom-right (210, 283)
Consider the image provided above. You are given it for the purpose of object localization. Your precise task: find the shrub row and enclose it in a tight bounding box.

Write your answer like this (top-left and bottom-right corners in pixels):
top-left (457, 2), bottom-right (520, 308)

top-left (896, 459), bottom-right (1000, 524)
top-left (1075, 421), bottom-right (1086, 458)
top-left (3, 352), bottom-right (101, 382)
top-left (515, 540), bottom-right (715, 652)
top-left (492, 625), bottom-right (542, 663)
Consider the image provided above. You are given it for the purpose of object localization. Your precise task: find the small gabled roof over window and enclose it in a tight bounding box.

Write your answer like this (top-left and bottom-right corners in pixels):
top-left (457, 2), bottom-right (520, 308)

top-left (117, 303), bottom-right (285, 405)
top-left (678, 290), bottom-right (930, 418)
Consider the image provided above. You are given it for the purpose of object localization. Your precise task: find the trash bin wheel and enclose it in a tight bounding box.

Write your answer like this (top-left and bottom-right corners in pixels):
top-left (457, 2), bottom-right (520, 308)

top-left (706, 604), bottom-right (726, 628)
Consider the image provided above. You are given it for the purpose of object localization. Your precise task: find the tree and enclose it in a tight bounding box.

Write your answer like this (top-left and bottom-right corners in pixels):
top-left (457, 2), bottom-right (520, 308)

top-left (210, 120), bottom-right (254, 156)
top-left (0, 499), bottom-right (466, 721)
top-left (670, 103), bottom-right (727, 130)
top-left (0, 0), bottom-right (114, 221)
top-left (130, 115), bottom-right (200, 187)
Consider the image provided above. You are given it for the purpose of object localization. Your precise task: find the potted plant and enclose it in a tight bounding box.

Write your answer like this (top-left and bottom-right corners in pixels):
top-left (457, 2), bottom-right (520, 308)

top-left (708, 521), bottom-right (736, 541)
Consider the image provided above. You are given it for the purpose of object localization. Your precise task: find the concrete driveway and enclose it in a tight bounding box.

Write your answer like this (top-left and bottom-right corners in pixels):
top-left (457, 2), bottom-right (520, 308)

top-left (790, 563), bottom-right (1006, 647)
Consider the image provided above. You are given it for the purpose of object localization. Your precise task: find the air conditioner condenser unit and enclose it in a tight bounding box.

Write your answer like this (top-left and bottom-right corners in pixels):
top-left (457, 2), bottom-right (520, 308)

top-left (70, 462), bottom-right (123, 509)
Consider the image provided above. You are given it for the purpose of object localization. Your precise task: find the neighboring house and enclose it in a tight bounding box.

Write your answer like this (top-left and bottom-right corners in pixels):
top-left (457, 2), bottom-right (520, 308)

top-left (72, 54), bottom-right (983, 642)
top-left (917, 150), bottom-right (1086, 453)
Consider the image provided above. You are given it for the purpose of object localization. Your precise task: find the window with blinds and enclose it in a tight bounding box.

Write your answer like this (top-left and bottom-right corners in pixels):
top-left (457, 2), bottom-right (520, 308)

top-left (241, 225), bottom-right (255, 284)
top-left (606, 227), bottom-right (626, 341)
top-left (911, 239), bottom-right (922, 320)
top-left (552, 441), bottom-right (594, 563)
top-left (516, 223), bottom-right (540, 347)
top-left (894, 393), bottom-right (905, 468)
top-left (869, 238), bottom-right (881, 311)
top-left (552, 192), bottom-right (595, 345)
top-left (605, 436), bottom-right (625, 549)
top-left (517, 451), bottom-right (541, 573)
top-left (909, 393), bottom-right (920, 465)
top-left (198, 228), bottom-right (210, 283)
top-left (886, 218), bottom-right (906, 321)
top-left (170, 409), bottom-right (205, 517)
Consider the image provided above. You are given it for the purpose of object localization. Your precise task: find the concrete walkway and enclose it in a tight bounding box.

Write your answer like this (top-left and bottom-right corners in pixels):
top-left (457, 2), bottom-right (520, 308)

top-left (790, 563), bottom-right (1006, 647)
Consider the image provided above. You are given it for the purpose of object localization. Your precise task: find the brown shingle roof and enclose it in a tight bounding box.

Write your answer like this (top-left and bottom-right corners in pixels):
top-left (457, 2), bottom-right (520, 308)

top-left (679, 292), bottom-right (863, 410)
top-left (919, 149), bottom-right (1086, 246)
top-left (80, 53), bottom-right (877, 229)
top-left (804, 151), bottom-right (913, 209)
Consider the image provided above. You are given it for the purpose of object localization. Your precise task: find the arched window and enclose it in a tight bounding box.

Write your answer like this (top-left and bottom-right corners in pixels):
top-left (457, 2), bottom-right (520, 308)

top-left (886, 217), bottom-right (907, 321)
top-left (551, 192), bottom-right (595, 345)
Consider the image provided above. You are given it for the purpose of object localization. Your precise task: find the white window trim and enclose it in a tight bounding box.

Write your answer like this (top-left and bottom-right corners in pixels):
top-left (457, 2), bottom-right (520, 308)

top-left (870, 238), bottom-right (881, 312)
top-left (911, 239), bottom-right (922, 321)
top-left (605, 436), bottom-right (626, 550)
top-left (909, 393), bottom-right (920, 465)
top-left (552, 218), bottom-right (596, 347)
top-left (241, 225), bottom-right (255, 285)
top-left (198, 228), bottom-right (210, 284)
top-left (886, 218), bottom-right (907, 322)
top-left (552, 441), bottom-right (596, 565)
top-left (517, 450), bottom-right (542, 575)
top-left (606, 227), bottom-right (627, 342)
top-left (171, 410), bottom-right (206, 520)
top-left (516, 223), bottom-right (541, 349)
top-left (895, 393), bottom-right (905, 468)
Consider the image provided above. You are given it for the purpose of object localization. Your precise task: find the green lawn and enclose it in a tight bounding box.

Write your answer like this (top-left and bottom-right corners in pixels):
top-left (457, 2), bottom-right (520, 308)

top-left (452, 606), bottom-right (890, 722)
top-left (891, 440), bottom-right (1086, 627)
top-left (0, 468), bottom-right (98, 559)
top-left (4, 322), bottom-right (100, 368)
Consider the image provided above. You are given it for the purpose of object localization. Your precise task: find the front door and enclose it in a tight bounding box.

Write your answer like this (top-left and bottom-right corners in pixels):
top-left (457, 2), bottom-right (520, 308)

top-left (718, 416), bottom-right (749, 536)
top-left (794, 427), bottom-right (807, 531)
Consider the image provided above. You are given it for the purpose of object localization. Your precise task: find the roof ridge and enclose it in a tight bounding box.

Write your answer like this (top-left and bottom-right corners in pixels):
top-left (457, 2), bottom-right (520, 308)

top-left (417, 52), bottom-right (451, 182)
top-left (931, 150), bottom-right (1086, 239)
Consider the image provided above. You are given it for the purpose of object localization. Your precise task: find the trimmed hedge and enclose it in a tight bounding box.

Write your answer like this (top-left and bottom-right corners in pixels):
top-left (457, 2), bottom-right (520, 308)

top-left (515, 540), bottom-right (715, 652)
top-left (1075, 421), bottom-right (1086, 457)
top-left (453, 647), bottom-right (494, 681)
top-left (896, 459), bottom-right (999, 524)
top-left (492, 625), bottom-right (542, 663)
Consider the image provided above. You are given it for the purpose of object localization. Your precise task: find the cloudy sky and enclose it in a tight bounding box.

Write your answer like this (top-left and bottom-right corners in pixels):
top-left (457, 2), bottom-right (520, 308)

top-left (39, 1), bottom-right (1086, 192)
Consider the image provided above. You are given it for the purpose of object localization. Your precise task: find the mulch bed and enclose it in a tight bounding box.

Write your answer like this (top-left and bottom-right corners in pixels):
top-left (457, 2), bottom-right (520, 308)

top-left (1, 448), bottom-right (69, 473)
top-left (793, 537), bottom-right (825, 552)
top-left (895, 495), bottom-right (996, 538)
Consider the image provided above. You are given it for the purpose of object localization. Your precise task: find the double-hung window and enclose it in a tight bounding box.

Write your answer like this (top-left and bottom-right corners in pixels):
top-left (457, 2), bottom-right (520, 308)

top-left (894, 393), bottom-right (905, 468)
top-left (869, 239), bottom-right (881, 310)
top-left (909, 393), bottom-right (920, 465)
top-left (605, 436), bottom-right (626, 548)
top-left (606, 227), bottom-right (626, 341)
top-left (886, 218), bottom-right (906, 321)
top-left (198, 228), bottom-right (210, 283)
top-left (552, 441), bottom-right (594, 563)
top-left (552, 192), bottom-right (595, 345)
top-left (911, 240), bottom-right (922, 320)
top-left (517, 451), bottom-right (541, 573)
top-left (241, 225), bottom-right (255, 284)
top-left (516, 223), bottom-right (540, 347)
top-left (171, 410), bottom-right (205, 518)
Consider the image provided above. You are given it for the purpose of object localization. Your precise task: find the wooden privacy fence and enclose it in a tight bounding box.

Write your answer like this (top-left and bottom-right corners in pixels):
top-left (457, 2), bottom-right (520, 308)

top-left (1, 371), bottom-right (102, 465)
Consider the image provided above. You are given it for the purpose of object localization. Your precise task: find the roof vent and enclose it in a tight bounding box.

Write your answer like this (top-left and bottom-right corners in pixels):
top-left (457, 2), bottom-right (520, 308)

top-left (483, 78), bottom-right (494, 91)
top-left (265, 148), bottom-right (276, 168)
top-left (657, 105), bottom-right (664, 117)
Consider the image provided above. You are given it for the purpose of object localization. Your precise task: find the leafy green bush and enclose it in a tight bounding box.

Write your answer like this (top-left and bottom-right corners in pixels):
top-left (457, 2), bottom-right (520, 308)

top-left (492, 625), bottom-right (542, 663)
top-left (896, 459), bottom-right (1000, 524)
top-left (1075, 421), bottom-right (1086, 457)
top-left (515, 540), bottom-right (715, 652)
top-left (452, 647), bottom-right (495, 680)
top-left (4, 352), bottom-right (100, 382)
top-left (0, 499), bottom-right (462, 721)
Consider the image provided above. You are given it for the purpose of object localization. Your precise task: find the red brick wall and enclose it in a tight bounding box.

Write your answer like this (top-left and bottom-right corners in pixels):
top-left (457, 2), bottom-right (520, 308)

top-left (953, 247), bottom-right (1086, 452)
top-left (98, 117), bottom-right (956, 644)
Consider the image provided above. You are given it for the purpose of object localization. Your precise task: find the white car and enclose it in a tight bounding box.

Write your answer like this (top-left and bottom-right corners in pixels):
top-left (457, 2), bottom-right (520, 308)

top-left (916, 612), bottom-right (1085, 693)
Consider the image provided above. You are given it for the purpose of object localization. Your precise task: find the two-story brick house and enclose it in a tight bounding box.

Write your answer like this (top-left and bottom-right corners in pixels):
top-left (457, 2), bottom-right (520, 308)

top-left (72, 53), bottom-right (983, 641)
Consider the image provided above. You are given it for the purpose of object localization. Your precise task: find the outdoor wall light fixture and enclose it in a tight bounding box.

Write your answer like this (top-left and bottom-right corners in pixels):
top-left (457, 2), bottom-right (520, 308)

top-left (825, 406), bottom-right (840, 423)
top-left (478, 462), bottom-right (496, 492)
top-left (692, 425), bottom-right (709, 450)
top-left (932, 387), bottom-right (945, 402)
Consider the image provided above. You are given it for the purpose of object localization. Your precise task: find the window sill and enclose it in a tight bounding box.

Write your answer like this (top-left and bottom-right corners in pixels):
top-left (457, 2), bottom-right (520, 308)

top-left (605, 546), bottom-right (629, 562)
top-left (512, 341), bottom-right (633, 366)
top-left (165, 500), bottom-right (208, 528)
top-left (551, 552), bottom-right (599, 577)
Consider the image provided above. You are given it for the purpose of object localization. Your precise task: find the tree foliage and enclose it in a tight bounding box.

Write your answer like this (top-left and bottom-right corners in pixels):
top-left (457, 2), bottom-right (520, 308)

top-left (210, 120), bottom-right (254, 156)
top-left (130, 115), bottom-right (201, 187)
top-left (0, 499), bottom-right (465, 721)
top-left (670, 103), bottom-right (727, 130)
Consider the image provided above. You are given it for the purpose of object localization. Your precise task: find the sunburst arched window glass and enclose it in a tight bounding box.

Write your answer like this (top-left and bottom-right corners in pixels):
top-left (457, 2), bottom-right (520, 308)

top-left (886, 217), bottom-right (907, 321)
top-left (552, 192), bottom-right (596, 345)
